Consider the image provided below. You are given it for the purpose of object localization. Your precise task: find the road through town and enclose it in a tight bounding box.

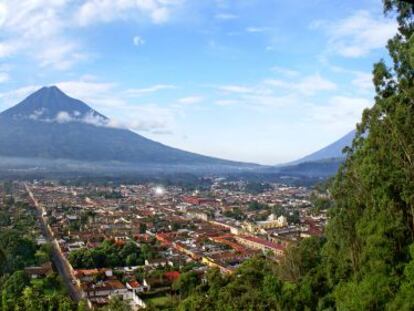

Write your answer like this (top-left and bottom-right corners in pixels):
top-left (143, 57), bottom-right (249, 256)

top-left (25, 184), bottom-right (83, 302)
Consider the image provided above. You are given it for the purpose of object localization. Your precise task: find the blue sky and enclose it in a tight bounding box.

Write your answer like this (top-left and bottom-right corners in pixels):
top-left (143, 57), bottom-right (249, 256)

top-left (0, 0), bottom-right (397, 164)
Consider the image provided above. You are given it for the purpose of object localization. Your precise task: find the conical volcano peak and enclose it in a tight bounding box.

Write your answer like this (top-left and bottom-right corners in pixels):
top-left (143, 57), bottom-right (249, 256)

top-left (0, 86), bottom-right (249, 168)
top-left (0, 86), bottom-right (107, 122)
top-left (34, 85), bottom-right (67, 98)
top-left (38, 85), bottom-right (63, 92)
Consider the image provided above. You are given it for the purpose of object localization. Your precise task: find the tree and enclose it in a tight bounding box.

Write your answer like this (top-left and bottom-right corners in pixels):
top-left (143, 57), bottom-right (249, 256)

top-left (388, 244), bottom-right (414, 310)
top-left (278, 237), bottom-right (324, 282)
top-left (35, 243), bottom-right (52, 264)
top-left (0, 248), bottom-right (6, 276)
top-left (103, 296), bottom-right (131, 311)
top-left (1, 271), bottom-right (30, 310)
top-left (58, 297), bottom-right (75, 311)
top-left (173, 271), bottom-right (200, 298)
top-left (139, 223), bottom-right (147, 234)
top-left (322, 1), bottom-right (414, 309)
top-left (287, 210), bottom-right (300, 225)
top-left (22, 287), bottom-right (44, 311)
top-left (77, 300), bottom-right (89, 311)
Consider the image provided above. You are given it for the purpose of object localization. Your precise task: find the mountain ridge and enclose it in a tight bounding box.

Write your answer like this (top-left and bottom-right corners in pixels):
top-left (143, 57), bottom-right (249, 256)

top-left (0, 86), bottom-right (257, 169)
top-left (287, 129), bottom-right (355, 165)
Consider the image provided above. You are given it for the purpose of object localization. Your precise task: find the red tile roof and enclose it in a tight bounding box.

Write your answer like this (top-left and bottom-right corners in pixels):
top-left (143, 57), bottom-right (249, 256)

top-left (164, 271), bottom-right (180, 282)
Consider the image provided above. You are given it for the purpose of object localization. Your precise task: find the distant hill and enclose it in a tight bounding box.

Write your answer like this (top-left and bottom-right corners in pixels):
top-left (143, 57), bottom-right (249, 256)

top-left (0, 86), bottom-right (256, 172)
top-left (290, 130), bottom-right (355, 165)
top-left (268, 130), bottom-right (356, 178)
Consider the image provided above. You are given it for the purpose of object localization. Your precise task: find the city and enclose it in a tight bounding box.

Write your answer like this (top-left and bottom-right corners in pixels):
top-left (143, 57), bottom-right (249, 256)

top-left (1, 179), bottom-right (327, 309)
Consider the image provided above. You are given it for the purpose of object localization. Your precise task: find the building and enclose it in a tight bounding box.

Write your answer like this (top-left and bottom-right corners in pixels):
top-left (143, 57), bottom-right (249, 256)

top-left (24, 262), bottom-right (53, 279)
top-left (244, 214), bottom-right (288, 233)
top-left (235, 235), bottom-right (286, 257)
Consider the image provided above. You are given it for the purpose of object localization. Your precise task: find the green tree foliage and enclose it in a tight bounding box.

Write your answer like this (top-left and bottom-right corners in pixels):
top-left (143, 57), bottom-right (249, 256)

top-left (102, 296), bottom-right (132, 311)
top-left (35, 243), bottom-right (53, 265)
top-left (1, 271), bottom-right (77, 311)
top-left (387, 244), bottom-right (414, 310)
top-left (321, 1), bottom-right (414, 309)
top-left (0, 232), bottom-right (37, 272)
top-left (172, 271), bottom-right (200, 298)
top-left (68, 240), bottom-right (147, 269)
top-left (278, 237), bottom-right (324, 283)
top-left (1, 270), bottom-right (30, 309)
top-left (310, 192), bottom-right (332, 215)
top-left (248, 201), bottom-right (269, 211)
top-left (178, 257), bottom-right (283, 311)
top-left (0, 196), bottom-right (39, 275)
top-left (223, 207), bottom-right (246, 220)
top-left (0, 248), bottom-right (5, 276)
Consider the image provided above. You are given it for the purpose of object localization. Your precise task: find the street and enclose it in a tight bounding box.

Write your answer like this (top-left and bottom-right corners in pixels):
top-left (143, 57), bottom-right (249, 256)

top-left (25, 184), bottom-right (83, 302)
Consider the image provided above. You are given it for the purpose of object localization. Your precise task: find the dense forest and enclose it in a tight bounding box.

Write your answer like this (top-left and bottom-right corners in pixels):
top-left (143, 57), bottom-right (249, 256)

top-left (175, 1), bottom-right (414, 310)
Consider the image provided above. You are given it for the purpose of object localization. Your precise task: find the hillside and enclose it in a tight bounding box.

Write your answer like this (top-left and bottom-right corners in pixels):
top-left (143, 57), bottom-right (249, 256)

top-left (0, 86), bottom-right (256, 171)
top-left (290, 130), bottom-right (355, 164)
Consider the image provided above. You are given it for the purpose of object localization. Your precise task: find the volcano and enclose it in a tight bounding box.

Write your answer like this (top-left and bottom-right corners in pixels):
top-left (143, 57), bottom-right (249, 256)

top-left (0, 86), bottom-right (254, 172)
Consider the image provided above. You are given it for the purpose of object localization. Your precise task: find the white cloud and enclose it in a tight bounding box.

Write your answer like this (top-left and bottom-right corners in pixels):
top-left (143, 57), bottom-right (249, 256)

top-left (37, 42), bottom-right (89, 70)
top-left (0, 40), bottom-right (21, 58)
top-left (54, 79), bottom-right (177, 134)
top-left (265, 74), bottom-right (337, 96)
top-left (217, 85), bottom-right (254, 94)
top-left (215, 13), bottom-right (238, 20)
top-left (246, 27), bottom-right (268, 33)
top-left (0, 72), bottom-right (9, 83)
top-left (125, 84), bottom-right (176, 96)
top-left (270, 66), bottom-right (299, 77)
top-left (243, 94), bottom-right (299, 109)
top-left (133, 36), bottom-right (145, 47)
top-left (213, 74), bottom-right (336, 111)
top-left (107, 116), bottom-right (172, 134)
top-left (214, 82), bottom-right (300, 110)
top-left (312, 10), bottom-right (397, 58)
top-left (329, 65), bottom-right (373, 92)
top-left (75, 0), bottom-right (184, 26)
top-left (0, 85), bottom-right (41, 111)
top-left (28, 108), bottom-right (46, 120)
top-left (56, 111), bottom-right (73, 123)
top-left (43, 109), bottom-right (170, 134)
top-left (214, 99), bottom-right (240, 106)
top-left (178, 96), bottom-right (204, 105)
top-left (0, 0), bottom-right (183, 70)
top-left (55, 80), bottom-right (116, 101)
top-left (0, 3), bottom-right (6, 26)
top-left (351, 72), bottom-right (373, 91)
top-left (0, 0), bottom-right (85, 70)
top-left (310, 96), bottom-right (372, 132)
top-left (211, 74), bottom-right (368, 136)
